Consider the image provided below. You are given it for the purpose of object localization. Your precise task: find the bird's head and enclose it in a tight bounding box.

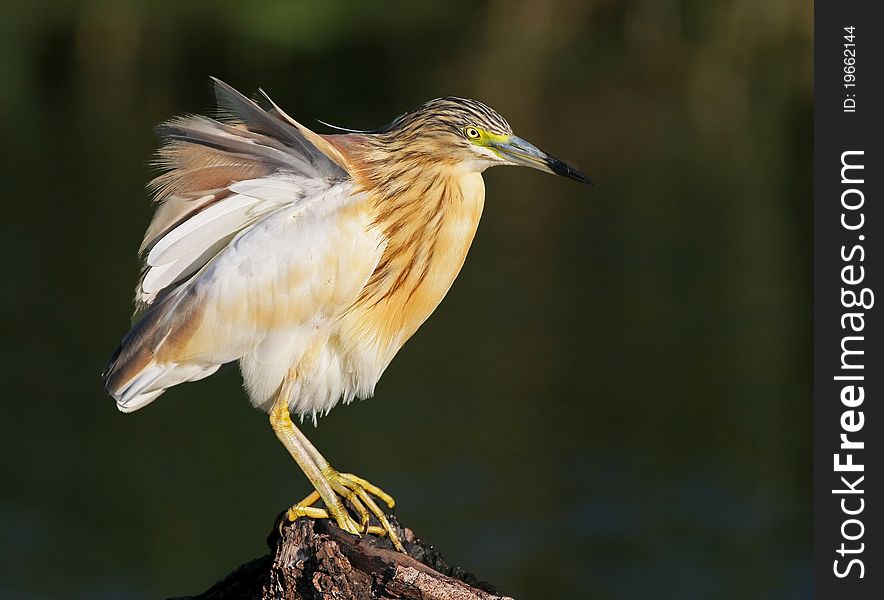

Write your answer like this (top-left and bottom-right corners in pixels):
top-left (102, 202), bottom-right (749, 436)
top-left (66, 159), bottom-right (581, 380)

top-left (354, 97), bottom-right (591, 184)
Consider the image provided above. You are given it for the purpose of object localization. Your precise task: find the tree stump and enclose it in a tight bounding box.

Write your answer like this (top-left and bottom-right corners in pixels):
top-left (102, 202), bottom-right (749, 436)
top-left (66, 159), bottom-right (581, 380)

top-left (174, 515), bottom-right (515, 600)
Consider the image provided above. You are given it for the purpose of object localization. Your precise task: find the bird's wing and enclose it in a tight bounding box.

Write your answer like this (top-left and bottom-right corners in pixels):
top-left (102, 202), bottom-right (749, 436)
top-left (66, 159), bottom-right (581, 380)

top-left (136, 78), bottom-right (350, 309)
top-left (106, 178), bottom-right (386, 413)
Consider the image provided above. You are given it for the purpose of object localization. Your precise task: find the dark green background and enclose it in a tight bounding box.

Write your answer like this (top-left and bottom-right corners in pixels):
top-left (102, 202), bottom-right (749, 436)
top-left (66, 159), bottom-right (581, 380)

top-left (0, 1), bottom-right (811, 598)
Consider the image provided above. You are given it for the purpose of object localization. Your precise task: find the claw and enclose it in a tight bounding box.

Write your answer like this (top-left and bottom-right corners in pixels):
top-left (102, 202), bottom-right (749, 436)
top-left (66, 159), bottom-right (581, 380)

top-left (270, 395), bottom-right (405, 552)
top-left (339, 472), bottom-right (396, 509)
top-left (286, 468), bottom-right (404, 552)
top-left (329, 479), bottom-right (371, 535)
top-left (298, 490), bottom-right (321, 508)
top-left (287, 504), bottom-right (329, 520)
top-left (341, 478), bottom-right (403, 551)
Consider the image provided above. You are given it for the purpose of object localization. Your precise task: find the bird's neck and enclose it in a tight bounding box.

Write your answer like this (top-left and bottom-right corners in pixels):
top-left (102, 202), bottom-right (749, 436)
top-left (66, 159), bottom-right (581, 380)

top-left (357, 147), bottom-right (471, 309)
top-left (328, 134), bottom-right (485, 352)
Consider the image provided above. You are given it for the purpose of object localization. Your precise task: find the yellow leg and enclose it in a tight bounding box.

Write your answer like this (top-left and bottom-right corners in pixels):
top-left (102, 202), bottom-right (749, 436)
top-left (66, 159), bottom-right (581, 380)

top-left (269, 394), bottom-right (361, 536)
top-left (298, 490), bottom-right (321, 508)
top-left (339, 473), bottom-right (395, 509)
top-left (269, 393), bottom-right (404, 551)
top-left (286, 490), bottom-right (324, 518)
top-left (287, 502), bottom-right (388, 536)
top-left (288, 504), bottom-right (328, 520)
top-left (335, 475), bottom-right (401, 549)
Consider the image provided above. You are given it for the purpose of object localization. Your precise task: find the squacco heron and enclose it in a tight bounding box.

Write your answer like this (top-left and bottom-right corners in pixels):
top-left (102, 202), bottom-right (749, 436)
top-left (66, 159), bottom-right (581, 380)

top-left (104, 78), bottom-right (589, 551)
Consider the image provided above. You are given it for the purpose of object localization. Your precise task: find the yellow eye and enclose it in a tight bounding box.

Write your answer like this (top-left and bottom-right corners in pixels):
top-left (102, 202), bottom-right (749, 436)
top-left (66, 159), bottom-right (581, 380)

top-left (465, 127), bottom-right (481, 139)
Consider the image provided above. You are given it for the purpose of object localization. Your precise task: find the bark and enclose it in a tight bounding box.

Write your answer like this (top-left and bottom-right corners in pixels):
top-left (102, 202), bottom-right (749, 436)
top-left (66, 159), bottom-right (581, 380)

top-left (173, 515), bottom-right (515, 600)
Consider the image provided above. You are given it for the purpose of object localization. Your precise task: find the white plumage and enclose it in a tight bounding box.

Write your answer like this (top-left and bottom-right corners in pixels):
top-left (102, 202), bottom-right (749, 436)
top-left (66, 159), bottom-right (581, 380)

top-left (137, 177), bottom-right (324, 305)
top-left (115, 174), bottom-right (392, 419)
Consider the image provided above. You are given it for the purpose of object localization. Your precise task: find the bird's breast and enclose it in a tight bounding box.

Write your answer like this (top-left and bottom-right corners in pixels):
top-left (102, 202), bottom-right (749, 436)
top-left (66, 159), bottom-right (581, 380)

top-left (337, 170), bottom-right (486, 376)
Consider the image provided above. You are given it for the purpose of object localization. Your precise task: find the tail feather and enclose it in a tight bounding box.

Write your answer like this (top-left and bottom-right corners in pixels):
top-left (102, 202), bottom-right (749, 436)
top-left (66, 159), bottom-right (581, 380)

top-left (103, 293), bottom-right (219, 412)
top-left (103, 303), bottom-right (167, 406)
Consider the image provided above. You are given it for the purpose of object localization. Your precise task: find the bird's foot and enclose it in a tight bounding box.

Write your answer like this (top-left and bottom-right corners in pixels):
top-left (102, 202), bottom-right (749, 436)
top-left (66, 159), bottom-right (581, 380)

top-left (287, 471), bottom-right (403, 552)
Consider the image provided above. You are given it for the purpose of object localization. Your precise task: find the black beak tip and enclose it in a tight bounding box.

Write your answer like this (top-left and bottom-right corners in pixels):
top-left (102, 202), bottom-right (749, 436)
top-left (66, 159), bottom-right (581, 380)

top-left (547, 157), bottom-right (593, 186)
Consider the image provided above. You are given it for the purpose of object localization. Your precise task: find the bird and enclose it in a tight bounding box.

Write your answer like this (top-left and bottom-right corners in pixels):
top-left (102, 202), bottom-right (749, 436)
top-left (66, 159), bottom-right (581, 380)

top-left (104, 78), bottom-right (590, 552)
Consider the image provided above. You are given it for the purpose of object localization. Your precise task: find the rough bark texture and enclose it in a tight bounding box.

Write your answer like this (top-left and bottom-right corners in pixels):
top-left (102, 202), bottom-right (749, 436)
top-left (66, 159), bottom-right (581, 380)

top-left (173, 515), bottom-right (514, 600)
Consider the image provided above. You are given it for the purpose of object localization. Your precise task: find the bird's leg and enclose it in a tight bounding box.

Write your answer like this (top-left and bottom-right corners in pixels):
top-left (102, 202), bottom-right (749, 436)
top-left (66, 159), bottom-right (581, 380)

top-left (297, 490), bottom-right (321, 508)
top-left (268, 394), bottom-right (362, 536)
top-left (288, 490), bottom-right (386, 533)
top-left (269, 393), bottom-right (404, 551)
top-left (286, 418), bottom-right (405, 552)
top-left (333, 475), bottom-right (403, 549)
top-left (338, 473), bottom-right (397, 508)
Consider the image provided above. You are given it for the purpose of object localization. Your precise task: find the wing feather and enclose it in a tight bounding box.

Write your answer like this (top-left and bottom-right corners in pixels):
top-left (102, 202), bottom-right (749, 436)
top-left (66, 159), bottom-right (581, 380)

top-left (134, 78), bottom-right (353, 309)
top-left (105, 78), bottom-right (373, 413)
top-left (210, 77), bottom-right (348, 181)
top-left (106, 182), bottom-right (384, 413)
top-left (147, 193), bottom-right (267, 266)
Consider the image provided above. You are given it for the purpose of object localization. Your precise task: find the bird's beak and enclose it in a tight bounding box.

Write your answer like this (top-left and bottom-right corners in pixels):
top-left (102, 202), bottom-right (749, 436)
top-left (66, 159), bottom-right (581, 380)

top-left (491, 135), bottom-right (593, 185)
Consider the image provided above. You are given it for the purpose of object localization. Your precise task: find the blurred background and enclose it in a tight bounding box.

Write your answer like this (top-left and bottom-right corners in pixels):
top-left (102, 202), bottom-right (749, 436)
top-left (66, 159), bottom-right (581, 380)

top-left (0, 1), bottom-right (811, 598)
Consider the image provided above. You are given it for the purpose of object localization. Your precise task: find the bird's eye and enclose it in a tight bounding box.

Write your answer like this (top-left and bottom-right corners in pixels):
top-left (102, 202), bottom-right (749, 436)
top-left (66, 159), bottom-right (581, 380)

top-left (464, 127), bottom-right (481, 139)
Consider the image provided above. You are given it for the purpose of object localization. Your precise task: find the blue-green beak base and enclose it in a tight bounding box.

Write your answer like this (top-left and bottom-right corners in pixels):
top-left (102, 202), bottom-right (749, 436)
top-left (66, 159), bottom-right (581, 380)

top-left (492, 135), bottom-right (592, 185)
